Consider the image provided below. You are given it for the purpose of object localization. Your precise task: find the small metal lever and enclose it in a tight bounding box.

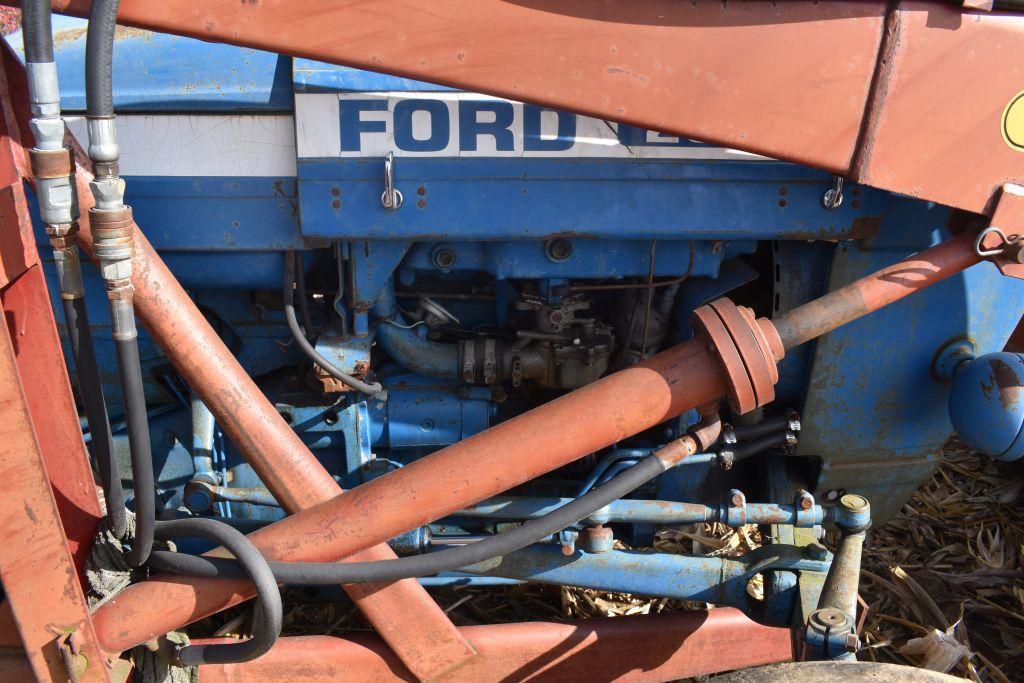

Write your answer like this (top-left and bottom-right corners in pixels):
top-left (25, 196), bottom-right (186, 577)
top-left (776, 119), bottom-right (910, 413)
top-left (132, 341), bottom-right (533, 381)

top-left (822, 176), bottom-right (844, 210)
top-left (380, 151), bottom-right (403, 210)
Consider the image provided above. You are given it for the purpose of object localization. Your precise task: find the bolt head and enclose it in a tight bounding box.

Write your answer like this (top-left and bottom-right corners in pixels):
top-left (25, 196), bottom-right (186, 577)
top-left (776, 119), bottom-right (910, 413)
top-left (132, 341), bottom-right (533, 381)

top-left (431, 247), bottom-right (456, 270)
top-left (804, 542), bottom-right (828, 561)
top-left (810, 608), bottom-right (850, 630)
top-left (839, 493), bottom-right (869, 512)
top-left (545, 238), bottom-right (574, 262)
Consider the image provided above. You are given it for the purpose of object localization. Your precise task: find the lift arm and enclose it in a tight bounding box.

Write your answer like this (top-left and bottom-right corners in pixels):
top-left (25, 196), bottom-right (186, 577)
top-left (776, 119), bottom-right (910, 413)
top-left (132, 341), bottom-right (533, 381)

top-left (21, 0), bottom-right (1024, 218)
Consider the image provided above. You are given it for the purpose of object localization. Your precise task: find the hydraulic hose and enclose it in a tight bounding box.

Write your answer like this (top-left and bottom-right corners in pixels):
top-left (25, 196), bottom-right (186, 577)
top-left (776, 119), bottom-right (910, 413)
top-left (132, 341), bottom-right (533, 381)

top-left (21, 0), bottom-right (53, 63)
top-left (153, 518), bottom-right (281, 666)
top-left (64, 297), bottom-right (127, 538)
top-left (729, 414), bottom-right (797, 442)
top-left (116, 337), bottom-right (154, 566)
top-left (79, 3), bottom-right (277, 664)
top-left (284, 251), bottom-right (382, 395)
top-left (85, 0), bottom-right (118, 119)
top-left (148, 454), bottom-right (668, 584)
top-left (719, 430), bottom-right (795, 470)
top-left (23, 0), bottom-right (127, 538)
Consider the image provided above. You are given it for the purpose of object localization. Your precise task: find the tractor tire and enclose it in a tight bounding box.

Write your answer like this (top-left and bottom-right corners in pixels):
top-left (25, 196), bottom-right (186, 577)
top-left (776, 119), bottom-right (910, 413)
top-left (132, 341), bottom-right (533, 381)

top-left (711, 661), bottom-right (962, 682)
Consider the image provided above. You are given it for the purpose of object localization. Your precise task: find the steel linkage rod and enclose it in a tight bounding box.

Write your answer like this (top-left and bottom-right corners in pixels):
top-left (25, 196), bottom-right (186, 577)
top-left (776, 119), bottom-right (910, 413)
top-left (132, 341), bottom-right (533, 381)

top-left (197, 609), bottom-right (794, 683)
top-left (772, 231), bottom-right (983, 350)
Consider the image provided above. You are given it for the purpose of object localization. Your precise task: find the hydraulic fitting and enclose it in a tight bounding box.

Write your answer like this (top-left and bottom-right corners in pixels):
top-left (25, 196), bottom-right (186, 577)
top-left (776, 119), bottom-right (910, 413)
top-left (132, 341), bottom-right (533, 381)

top-left (87, 116), bottom-right (120, 177)
top-left (47, 224), bottom-right (86, 301)
top-left (90, 204), bottom-right (137, 337)
top-left (27, 59), bottom-right (85, 308)
top-left (26, 60), bottom-right (60, 120)
top-left (579, 525), bottom-right (614, 554)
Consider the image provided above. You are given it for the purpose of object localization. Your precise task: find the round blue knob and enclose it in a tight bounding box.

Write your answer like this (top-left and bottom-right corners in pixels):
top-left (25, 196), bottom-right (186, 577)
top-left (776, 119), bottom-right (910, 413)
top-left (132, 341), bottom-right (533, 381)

top-left (949, 352), bottom-right (1024, 461)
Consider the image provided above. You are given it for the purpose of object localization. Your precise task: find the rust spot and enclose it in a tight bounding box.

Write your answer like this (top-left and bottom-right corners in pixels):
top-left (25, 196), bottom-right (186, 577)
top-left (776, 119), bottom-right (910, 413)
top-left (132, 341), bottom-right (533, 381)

top-left (848, 215), bottom-right (882, 240)
top-left (53, 28), bottom-right (87, 49)
top-left (605, 66), bottom-right (649, 83)
top-left (989, 358), bottom-right (1024, 410)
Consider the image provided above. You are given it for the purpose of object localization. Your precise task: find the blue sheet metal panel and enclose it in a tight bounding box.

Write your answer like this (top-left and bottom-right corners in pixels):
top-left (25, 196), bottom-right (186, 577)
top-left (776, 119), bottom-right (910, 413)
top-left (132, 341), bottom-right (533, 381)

top-left (123, 177), bottom-right (303, 252)
top-left (43, 259), bottom-right (302, 406)
top-left (397, 239), bottom-right (753, 281)
top-left (33, 183), bottom-right (299, 289)
top-left (772, 241), bottom-right (836, 406)
top-left (298, 159), bottom-right (884, 241)
top-left (796, 198), bottom-right (1024, 522)
top-left (7, 21), bottom-right (294, 111)
top-left (29, 178), bottom-right (301, 255)
top-left (293, 59), bottom-right (454, 93)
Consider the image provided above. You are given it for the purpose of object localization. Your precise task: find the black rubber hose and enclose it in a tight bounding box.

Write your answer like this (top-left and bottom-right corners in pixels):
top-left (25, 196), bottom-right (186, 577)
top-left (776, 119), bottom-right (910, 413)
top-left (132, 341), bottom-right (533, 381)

top-left (114, 337), bottom-right (154, 566)
top-left (64, 297), bottom-right (127, 538)
top-left (729, 415), bottom-right (794, 442)
top-left (21, 0), bottom-right (54, 63)
top-left (153, 518), bottom-right (281, 666)
top-left (284, 251), bottom-right (382, 395)
top-left (292, 252), bottom-right (315, 338)
top-left (85, 0), bottom-right (119, 118)
top-left (148, 454), bottom-right (667, 584)
top-left (731, 430), bottom-right (792, 462)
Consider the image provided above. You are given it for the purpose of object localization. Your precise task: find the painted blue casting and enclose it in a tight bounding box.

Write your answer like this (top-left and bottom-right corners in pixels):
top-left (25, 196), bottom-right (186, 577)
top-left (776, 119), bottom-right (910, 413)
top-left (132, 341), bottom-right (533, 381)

top-left (950, 352), bottom-right (1024, 462)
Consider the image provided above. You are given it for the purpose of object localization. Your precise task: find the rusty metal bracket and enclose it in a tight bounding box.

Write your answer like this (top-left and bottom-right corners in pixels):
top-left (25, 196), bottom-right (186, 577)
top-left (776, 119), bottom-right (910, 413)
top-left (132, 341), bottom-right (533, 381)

top-left (978, 184), bottom-right (1024, 279)
top-left (51, 628), bottom-right (86, 683)
top-left (0, 302), bottom-right (108, 682)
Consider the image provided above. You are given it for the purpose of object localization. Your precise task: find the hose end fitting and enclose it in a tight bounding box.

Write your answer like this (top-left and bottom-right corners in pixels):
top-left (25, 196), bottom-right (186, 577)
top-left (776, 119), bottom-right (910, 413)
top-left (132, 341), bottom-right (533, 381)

top-left (31, 147), bottom-right (76, 225)
top-left (86, 116), bottom-right (119, 170)
top-left (90, 204), bottom-right (133, 269)
top-left (25, 62), bottom-right (60, 121)
top-left (47, 227), bottom-right (85, 301)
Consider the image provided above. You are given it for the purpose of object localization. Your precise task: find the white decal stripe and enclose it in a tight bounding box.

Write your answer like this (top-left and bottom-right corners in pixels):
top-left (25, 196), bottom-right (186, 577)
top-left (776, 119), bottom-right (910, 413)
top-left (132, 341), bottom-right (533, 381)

top-left (295, 92), bottom-right (769, 161)
top-left (66, 114), bottom-right (297, 177)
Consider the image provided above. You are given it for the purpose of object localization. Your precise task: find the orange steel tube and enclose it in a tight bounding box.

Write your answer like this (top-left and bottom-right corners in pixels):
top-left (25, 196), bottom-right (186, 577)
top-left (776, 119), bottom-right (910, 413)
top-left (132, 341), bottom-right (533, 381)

top-left (772, 231), bottom-right (984, 350)
top-left (0, 44), bottom-right (472, 679)
top-left (197, 610), bottom-right (794, 683)
top-left (91, 337), bottom-right (729, 652)
top-left (68, 166), bottom-right (474, 680)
